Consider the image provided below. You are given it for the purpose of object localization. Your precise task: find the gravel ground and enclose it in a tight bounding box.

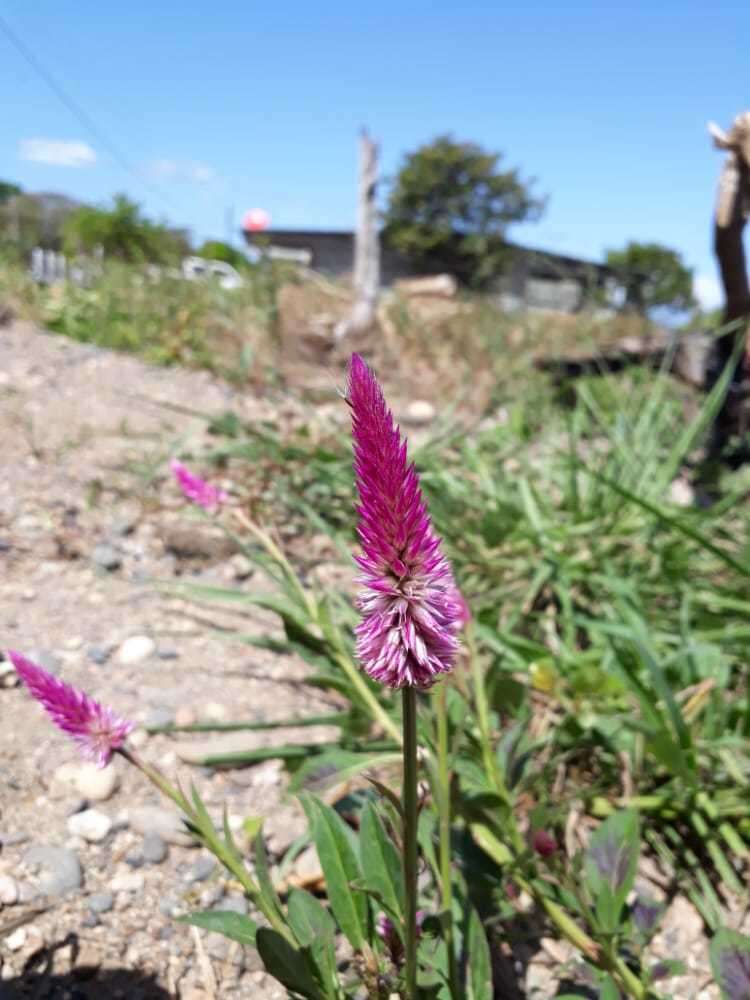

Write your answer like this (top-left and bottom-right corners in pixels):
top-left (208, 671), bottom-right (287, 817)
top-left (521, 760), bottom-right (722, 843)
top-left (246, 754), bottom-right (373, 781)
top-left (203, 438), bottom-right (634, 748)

top-left (0, 322), bottom-right (730, 999)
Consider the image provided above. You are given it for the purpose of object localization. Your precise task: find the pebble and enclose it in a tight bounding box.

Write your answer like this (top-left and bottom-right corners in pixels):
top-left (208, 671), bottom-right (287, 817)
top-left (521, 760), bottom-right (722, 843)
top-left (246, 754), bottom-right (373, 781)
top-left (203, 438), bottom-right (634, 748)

top-left (88, 892), bottom-right (114, 914)
top-left (0, 874), bottom-right (19, 905)
top-left (92, 543), bottom-right (122, 571)
top-left (403, 399), bottom-right (436, 425)
top-left (68, 809), bottom-right (112, 843)
top-left (23, 845), bottom-right (82, 896)
top-left (28, 649), bottom-right (61, 675)
top-left (6, 927), bottom-right (26, 951)
top-left (230, 553), bottom-right (254, 580)
top-left (117, 635), bottom-right (156, 665)
top-left (82, 911), bottom-right (99, 928)
top-left (128, 805), bottom-right (195, 847)
top-left (157, 646), bottom-right (180, 661)
top-left (80, 762), bottom-right (120, 801)
top-left (220, 894), bottom-right (248, 915)
top-left (142, 832), bottom-right (168, 864)
top-left (111, 871), bottom-right (144, 893)
top-left (143, 707), bottom-right (174, 729)
top-left (86, 644), bottom-right (114, 666)
top-left (0, 661), bottom-right (19, 688)
top-left (189, 855), bottom-right (216, 883)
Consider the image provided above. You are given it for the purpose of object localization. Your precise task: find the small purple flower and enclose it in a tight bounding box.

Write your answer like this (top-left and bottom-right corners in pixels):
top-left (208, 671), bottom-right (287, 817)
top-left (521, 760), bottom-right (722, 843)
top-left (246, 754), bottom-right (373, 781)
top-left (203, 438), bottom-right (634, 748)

top-left (170, 459), bottom-right (228, 512)
top-left (9, 651), bottom-right (133, 767)
top-left (347, 354), bottom-right (463, 689)
top-left (376, 910), bottom-right (426, 965)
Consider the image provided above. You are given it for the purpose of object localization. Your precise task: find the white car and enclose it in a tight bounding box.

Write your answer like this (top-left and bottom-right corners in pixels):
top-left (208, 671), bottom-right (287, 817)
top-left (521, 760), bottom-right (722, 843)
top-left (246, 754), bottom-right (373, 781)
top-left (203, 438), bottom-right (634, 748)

top-left (181, 256), bottom-right (244, 291)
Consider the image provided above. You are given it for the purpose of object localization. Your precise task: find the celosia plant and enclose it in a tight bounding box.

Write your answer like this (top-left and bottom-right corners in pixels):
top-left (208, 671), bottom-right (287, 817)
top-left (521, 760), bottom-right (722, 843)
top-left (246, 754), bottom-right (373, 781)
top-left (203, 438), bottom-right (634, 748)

top-left (170, 457), bottom-right (227, 511)
top-left (8, 650), bottom-right (133, 767)
top-left (347, 353), bottom-right (463, 689)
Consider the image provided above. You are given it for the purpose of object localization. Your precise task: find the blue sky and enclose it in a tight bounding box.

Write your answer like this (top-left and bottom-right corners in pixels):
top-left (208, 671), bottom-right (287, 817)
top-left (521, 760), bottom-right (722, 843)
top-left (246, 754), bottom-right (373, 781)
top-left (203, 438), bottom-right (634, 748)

top-left (1, 1), bottom-right (746, 306)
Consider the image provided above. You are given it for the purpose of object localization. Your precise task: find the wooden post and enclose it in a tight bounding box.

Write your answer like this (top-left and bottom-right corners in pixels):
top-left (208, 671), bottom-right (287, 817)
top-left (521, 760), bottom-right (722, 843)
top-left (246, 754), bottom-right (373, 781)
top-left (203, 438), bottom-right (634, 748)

top-left (704, 113), bottom-right (750, 461)
top-left (335, 130), bottom-right (380, 341)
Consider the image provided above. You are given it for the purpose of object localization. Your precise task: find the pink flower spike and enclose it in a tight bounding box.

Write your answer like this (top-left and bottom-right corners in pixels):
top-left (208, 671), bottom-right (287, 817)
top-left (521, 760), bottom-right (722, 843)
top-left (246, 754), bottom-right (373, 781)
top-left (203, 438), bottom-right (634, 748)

top-left (347, 354), bottom-right (463, 689)
top-left (8, 651), bottom-right (133, 767)
top-left (170, 458), bottom-right (228, 512)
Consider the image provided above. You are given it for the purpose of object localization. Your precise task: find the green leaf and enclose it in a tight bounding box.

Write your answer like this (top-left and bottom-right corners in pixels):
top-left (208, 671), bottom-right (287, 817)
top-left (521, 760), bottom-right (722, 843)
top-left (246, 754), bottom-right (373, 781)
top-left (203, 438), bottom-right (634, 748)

top-left (359, 802), bottom-right (404, 920)
top-left (177, 909), bottom-right (257, 946)
top-left (584, 809), bottom-right (640, 934)
top-left (256, 927), bottom-right (325, 1000)
top-left (287, 889), bottom-right (339, 999)
top-left (466, 907), bottom-right (492, 1000)
top-left (710, 927), bottom-right (750, 1000)
top-left (253, 828), bottom-right (286, 927)
top-left (301, 795), bottom-right (367, 951)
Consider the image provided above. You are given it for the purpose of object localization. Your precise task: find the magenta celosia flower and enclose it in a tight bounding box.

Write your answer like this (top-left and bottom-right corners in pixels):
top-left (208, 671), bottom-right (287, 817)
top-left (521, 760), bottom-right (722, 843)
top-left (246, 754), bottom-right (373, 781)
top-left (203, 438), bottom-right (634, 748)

top-left (8, 651), bottom-right (133, 767)
top-left (170, 458), bottom-right (228, 512)
top-left (347, 354), bottom-right (463, 689)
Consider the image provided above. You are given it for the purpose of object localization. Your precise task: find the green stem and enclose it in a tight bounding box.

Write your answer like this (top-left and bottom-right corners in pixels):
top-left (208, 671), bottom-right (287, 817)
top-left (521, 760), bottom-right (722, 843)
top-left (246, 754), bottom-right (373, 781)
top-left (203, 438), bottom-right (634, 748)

top-left (402, 688), bottom-right (419, 1000)
top-left (436, 684), bottom-right (459, 999)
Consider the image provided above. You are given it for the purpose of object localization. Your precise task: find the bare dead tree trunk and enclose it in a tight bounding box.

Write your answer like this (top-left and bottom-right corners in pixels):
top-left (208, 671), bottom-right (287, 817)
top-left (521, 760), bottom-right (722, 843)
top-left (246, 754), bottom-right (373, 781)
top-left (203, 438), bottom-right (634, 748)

top-left (704, 113), bottom-right (750, 464)
top-left (335, 130), bottom-right (380, 341)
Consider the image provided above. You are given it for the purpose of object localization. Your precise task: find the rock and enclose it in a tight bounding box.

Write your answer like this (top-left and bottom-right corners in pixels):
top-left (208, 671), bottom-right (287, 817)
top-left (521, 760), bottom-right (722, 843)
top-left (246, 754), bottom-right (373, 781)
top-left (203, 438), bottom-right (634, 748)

top-left (219, 894), bottom-right (248, 916)
top-left (0, 875), bottom-right (19, 905)
top-left (128, 805), bottom-right (196, 847)
top-left (28, 650), bottom-right (61, 675)
top-left (53, 761), bottom-right (119, 802)
top-left (23, 845), bottom-right (82, 896)
top-left (0, 661), bottom-right (19, 688)
top-left (402, 400), bottom-right (436, 426)
top-left (157, 646), bottom-right (179, 661)
top-left (111, 871), bottom-right (144, 893)
top-left (142, 832), bottom-right (168, 865)
top-left (669, 477), bottom-right (695, 507)
top-left (87, 892), bottom-right (114, 914)
top-left (117, 635), bottom-right (156, 665)
top-left (68, 809), bottom-right (112, 843)
top-left (86, 644), bottom-right (113, 666)
top-left (143, 707), bottom-right (174, 729)
top-left (189, 855), bottom-right (215, 883)
top-left (75, 762), bottom-right (119, 802)
top-left (82, 911), bottom-right (99, 928)
top-left (6, 927), bottom-right (26, 951)
top-left (175, 732), bottom-right (265, 764)
top-left (174, 706), bottom-right (196, 727)
top-left (161, 522), bottom-right (235, 560)
top-left (230, 553), bottom-right (254, 580)
top-left (92, 543), bottom-right (122, 572)
top-left (110, 514), bottom-right (138, 537)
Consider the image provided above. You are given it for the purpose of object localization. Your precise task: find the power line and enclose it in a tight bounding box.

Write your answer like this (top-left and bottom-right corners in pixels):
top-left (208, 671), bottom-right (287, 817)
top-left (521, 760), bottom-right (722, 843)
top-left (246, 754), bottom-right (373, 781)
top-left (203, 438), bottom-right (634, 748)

top-left (0, 11), bottom-right (178, 213)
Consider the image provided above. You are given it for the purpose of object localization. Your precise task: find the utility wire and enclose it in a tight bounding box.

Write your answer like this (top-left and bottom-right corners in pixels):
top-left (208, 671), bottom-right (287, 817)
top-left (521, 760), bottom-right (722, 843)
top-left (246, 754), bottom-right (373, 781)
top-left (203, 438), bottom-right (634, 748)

top-left (0, 11), bottom-right (178, 212)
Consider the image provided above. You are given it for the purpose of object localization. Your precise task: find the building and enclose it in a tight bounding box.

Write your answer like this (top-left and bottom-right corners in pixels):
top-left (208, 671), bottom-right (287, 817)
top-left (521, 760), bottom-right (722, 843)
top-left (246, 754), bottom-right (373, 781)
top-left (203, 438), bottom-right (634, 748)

top-left (244, 228), bottom-right (636, 313)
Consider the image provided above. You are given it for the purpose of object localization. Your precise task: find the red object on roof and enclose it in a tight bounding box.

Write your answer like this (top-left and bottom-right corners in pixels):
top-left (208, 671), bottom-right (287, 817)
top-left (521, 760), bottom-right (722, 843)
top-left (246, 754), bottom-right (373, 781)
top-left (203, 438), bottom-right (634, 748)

top-left (242, 208), bottom-right (270, 232)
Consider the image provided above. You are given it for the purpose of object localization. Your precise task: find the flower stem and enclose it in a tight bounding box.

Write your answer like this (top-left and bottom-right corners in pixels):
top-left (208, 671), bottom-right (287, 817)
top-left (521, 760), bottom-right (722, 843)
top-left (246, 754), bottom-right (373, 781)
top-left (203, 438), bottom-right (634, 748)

top-left (402, 687), bottom-right (419, 999)
top-left (436, 683), bottom-right (459, 998)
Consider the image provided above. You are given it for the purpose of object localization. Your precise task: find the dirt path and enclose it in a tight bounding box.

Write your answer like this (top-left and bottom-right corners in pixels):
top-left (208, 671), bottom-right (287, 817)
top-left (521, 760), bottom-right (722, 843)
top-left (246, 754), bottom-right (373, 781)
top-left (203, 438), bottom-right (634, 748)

top-left (0, 322), bottom-right (336, 998)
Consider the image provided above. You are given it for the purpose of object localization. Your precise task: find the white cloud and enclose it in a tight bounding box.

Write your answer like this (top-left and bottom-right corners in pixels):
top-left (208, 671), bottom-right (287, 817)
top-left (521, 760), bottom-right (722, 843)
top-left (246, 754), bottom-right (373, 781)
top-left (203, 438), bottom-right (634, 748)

top-left (148, 159), bottom-right (216, 183)
top-left (694, 272), bottom-right (723, 310)
top-left (19, 138), bottom-right (97, 168)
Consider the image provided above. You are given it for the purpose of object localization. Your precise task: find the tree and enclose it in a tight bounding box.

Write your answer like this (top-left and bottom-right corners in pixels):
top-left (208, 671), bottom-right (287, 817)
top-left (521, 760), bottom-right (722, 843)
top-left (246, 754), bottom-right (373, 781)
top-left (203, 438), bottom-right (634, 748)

top-left (62, 194), bottom-right (190, 263)
top-left (0, 191), bottom-right (80, 257)
top-left (382, 135), bottom-right (544, 287)
top-left (605, 241), bottom-right (696, 317)
top-left (196, 239), bottom-right (249, 270)
top-left (0, 180), bottom-right (22, 205)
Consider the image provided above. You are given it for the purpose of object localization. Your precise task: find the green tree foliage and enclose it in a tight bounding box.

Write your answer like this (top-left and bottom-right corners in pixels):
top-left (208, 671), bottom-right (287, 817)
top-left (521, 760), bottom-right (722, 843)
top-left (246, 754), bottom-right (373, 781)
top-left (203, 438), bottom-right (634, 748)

top-left (62, 194), bottom-right (190, 264)
top-left (382, 135), bottom-right (544, 287)
top-left (196, 239), bottom-right (249, 270)
top-left (605, 241), bottom-right (696, 317)
top-left (0, 180), bottom-right (22, 205)
top-left (0, 191), bottom-right (80, 257)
